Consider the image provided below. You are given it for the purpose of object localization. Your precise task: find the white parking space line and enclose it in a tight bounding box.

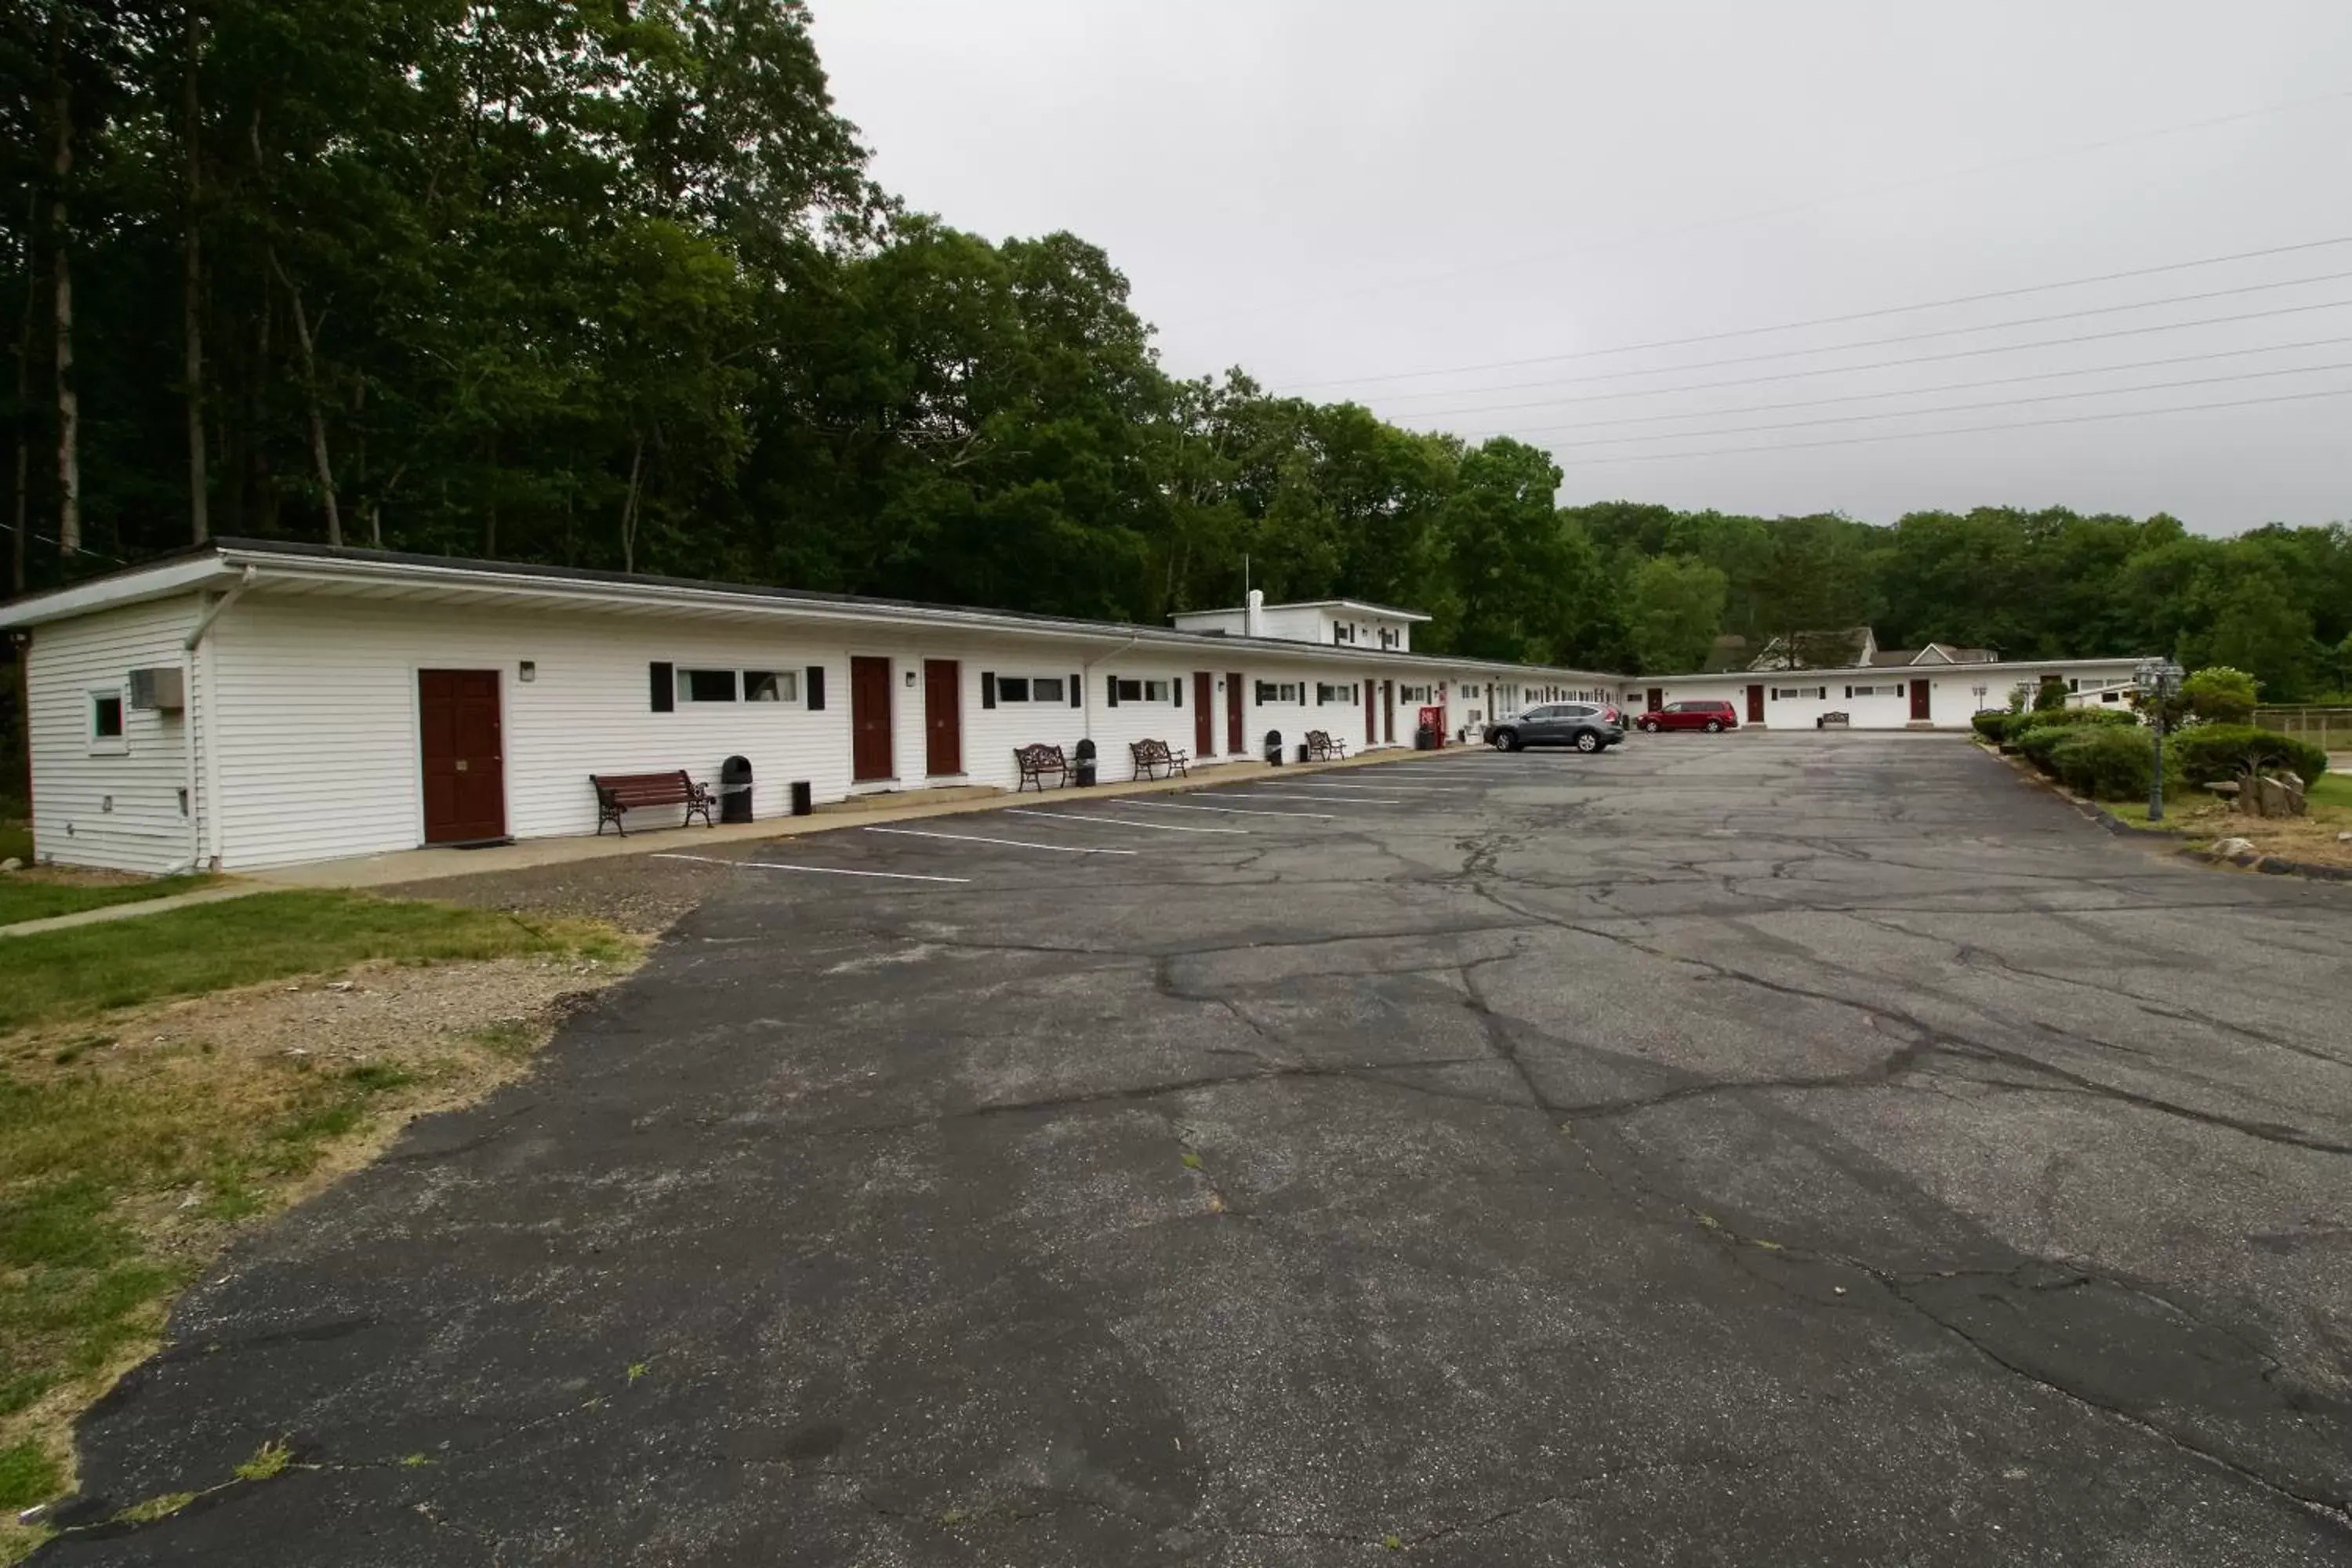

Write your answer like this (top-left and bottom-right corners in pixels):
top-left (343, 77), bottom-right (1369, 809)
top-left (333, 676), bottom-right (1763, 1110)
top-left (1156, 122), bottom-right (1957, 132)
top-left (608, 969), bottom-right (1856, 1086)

top-left (1005, 809), bottom-right (1244, 835)
top-left (652, 853), bottom-right (971, 884)
top-left (1264, 781), bottom-right (1458, 793)
top-left (1222, 789), bottom-right (1406, 804)
top-left (865, 826), bottom-right (1138, 855)
top-left (1119, 800), bottom-right (1338, 819)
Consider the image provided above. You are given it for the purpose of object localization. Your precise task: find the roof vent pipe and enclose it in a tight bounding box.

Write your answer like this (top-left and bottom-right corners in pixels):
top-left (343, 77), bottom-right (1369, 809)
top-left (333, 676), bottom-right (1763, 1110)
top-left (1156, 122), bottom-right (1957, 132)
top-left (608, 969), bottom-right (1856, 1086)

top-left (1246, 588), bottom-right (1265, 639)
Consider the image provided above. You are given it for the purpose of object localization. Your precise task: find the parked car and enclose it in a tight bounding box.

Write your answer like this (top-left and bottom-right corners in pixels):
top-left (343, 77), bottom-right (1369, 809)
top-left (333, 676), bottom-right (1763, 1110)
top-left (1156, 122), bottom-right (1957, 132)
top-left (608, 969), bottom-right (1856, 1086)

top-left (1484, 702), bottom-right (1624, 753)
top-left (1635, 699), bottom-right (1739, 734)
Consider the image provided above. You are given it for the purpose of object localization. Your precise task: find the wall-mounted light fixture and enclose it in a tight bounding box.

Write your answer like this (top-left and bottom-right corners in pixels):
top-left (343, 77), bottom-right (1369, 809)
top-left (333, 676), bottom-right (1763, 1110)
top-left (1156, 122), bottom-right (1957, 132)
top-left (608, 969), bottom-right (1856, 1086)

top-left (519, 661), bottom-right (537, 683)
top-left (903, 669), bottom-right (918, 688)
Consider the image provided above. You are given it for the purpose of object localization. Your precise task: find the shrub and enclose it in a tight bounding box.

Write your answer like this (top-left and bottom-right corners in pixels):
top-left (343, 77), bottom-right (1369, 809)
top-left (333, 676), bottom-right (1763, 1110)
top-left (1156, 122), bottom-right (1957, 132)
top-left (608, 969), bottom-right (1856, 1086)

top-left (1999, 706), bottom-right (2136, 743)
top-left (2011, 724), bottom-right (2075, 773)
top-left (2166, 724), bottom-right (2329, 786)
top-left (1970, 710), bottom-right (2008, 742)
top-left (2180, 666), bottom-right (2259, 724)
top-left (2050, 726), bottom-right (2155, 801)
top-left (2034, 677), bottom-right (2069, 712)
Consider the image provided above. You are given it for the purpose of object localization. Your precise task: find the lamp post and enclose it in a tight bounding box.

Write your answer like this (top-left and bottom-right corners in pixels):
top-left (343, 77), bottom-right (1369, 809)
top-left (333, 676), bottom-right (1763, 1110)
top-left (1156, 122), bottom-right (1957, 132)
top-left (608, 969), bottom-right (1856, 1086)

top-left (2135, 657), bottom-right (2184, 821)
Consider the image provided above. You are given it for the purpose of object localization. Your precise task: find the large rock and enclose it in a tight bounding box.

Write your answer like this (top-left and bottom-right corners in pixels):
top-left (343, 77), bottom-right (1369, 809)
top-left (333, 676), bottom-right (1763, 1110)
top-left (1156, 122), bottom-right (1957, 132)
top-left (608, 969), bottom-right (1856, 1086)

top-left (2211, 836), bottom-right (2256, 858)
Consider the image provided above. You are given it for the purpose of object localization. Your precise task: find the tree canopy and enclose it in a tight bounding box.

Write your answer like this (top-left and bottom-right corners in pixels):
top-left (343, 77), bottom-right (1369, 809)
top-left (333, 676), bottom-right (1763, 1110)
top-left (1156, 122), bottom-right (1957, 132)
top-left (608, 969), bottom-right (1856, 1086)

top-left (5, 2), bottom-right (2350, 698)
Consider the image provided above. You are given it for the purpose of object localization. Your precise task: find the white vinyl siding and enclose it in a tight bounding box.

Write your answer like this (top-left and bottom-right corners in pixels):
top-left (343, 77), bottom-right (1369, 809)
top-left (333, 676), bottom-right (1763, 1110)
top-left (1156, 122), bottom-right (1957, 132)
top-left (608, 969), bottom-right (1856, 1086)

top-left (25, 597), bottom-right (196, 873)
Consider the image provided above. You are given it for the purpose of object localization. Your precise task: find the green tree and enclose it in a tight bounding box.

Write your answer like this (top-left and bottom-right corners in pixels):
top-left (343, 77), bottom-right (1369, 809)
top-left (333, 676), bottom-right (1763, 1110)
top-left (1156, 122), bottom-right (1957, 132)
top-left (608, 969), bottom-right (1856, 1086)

top-left (2179, 665), bottom-right (2258, 724)
top-left (1625, 554), bottom-right (1727, 673)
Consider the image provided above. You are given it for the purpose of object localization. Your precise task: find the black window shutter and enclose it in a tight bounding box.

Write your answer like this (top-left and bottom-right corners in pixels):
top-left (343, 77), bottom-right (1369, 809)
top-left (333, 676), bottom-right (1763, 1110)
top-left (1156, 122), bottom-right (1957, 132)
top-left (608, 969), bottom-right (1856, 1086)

top-left (981, 672), bottom-right (996, 709)
top-left (1069, 673), bottom-right (1081, 708)
top-left (1173, 678), bottom-right (1183, 707)
top-left (805, 666), bottom-right (826, 710)
top-left (651, 662), bottom-right (674, 713)
top-left (1106, 674), bottom-right (1119, 708)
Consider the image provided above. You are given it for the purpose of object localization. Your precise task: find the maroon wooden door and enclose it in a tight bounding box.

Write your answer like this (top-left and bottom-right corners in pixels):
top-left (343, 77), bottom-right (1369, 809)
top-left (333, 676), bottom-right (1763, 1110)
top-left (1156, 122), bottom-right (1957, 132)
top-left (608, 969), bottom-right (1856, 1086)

top-left (851, 656), bottom-right (894, 782)
top-left (419, 670), bottom-right (505, 844)
top-left (1646, 688), bottom-right (1664, 712)
top-left (1192, 673), bottom-right (1216, 756)
top-left (924, 659), bottom-right (962, 776)
top-left (1225, 673), bottom-right (1245, 753)
top-left (1363, 682), bottom-right (1377, 746)
top-left (1745, 684), bottom-right (1766, 723)
top-left (1909, 678), bottom-right (1932, 721)
top-left (1382, 681), bottom-right (1395, 743)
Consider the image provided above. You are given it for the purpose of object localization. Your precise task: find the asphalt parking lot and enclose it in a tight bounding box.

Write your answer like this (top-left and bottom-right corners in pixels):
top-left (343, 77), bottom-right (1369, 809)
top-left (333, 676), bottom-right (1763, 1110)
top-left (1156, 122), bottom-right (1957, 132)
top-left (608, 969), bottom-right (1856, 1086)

top-left (44, 732), bottom-right (2352, 1566)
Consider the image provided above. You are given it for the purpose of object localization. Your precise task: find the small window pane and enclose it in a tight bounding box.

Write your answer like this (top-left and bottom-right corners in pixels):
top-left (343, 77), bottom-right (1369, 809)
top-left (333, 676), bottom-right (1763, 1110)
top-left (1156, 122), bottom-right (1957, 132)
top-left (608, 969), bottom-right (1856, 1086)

top-left (999, 677), bottom-right (1031, 702)
top-left (744, 670), bottom-right (797, 702)
top-left (1031, 677), bottom-right (1063, 703)
top-left (93, 694), bottom-right (125, 739)
top-left (1115, 678), bottom-right (1143, 702)
top-left (679, 669), bottom-right (737, 702)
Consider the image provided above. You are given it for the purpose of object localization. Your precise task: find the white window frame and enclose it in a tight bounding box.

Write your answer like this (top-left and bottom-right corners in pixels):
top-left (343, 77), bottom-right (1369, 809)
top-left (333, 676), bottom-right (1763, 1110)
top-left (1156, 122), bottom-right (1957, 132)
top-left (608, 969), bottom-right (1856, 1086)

top-left (88, 686), bottom-right (129, 757)
top-left (743, 670), bottom-right (802, 706)
top-left (676, 667), bottom-right (739, 704)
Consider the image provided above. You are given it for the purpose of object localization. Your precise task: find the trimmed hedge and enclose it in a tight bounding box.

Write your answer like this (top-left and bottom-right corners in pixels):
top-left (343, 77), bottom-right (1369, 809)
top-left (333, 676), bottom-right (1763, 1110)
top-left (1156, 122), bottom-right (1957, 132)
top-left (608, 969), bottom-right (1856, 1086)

top-left (2050, 726), bottom-right (2155, 801)
top-left (1970, 710), bottom-right (2009, 742)
top-left (1998, 706), bottom-right (2138, 743)
top-left (2167, 724), bottom-right (2329, 785)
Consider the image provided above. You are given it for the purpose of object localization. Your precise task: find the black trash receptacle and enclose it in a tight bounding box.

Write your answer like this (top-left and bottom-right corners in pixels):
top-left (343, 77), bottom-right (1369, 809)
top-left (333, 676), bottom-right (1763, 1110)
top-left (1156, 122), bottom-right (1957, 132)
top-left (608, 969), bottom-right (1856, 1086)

top-left (1298, 741), bottom-right (1312, 764)
top-left (1415, 724), bottom-right (1436, 750)
top-left (1074, 737), bottom-right (1098, 788)
top-left (1262, 730), bottom-right (1283, 766)
top-left (789, 780), bottom-right (813, 817)
top-left (720, 755), bottom-right (754, 823)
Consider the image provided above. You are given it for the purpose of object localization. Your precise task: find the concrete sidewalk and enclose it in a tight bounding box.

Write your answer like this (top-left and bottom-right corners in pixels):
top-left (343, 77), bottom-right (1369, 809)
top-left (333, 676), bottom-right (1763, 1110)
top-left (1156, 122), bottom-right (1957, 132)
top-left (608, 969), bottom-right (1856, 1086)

top-left (0, 881), bottom-right (270, 938)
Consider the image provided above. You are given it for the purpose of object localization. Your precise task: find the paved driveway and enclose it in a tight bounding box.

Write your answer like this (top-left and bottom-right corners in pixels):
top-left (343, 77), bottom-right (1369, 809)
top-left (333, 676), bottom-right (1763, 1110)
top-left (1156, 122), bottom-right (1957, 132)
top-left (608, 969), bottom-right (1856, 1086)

top-left (45, 735), bottom-right (2352, 1565)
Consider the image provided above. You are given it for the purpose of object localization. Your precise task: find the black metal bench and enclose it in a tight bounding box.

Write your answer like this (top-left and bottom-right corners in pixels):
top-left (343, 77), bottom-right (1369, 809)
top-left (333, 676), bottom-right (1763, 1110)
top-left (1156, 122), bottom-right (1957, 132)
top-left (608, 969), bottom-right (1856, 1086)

top-left (1014, 743), bottom-right (1073, 791)
top-left (590, 770), bottom-right (714, 835)
top-left (1303, 729), bottom-right (1348, 761)
top-left (1130, 739), bottom-right (1190, 780)
top-left (1815, 711), bottom-right (1850, 730)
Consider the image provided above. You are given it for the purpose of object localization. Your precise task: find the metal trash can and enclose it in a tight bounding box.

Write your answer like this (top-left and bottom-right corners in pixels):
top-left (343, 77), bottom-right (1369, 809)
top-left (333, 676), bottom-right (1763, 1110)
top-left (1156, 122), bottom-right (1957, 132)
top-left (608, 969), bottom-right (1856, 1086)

top-left (1074, 737), bottom-right (1098, 788)
top-left (720, 755), bottom-right (754, 823)
top-left (1298, 742), bottom-right (1313, 764)
top-left (1415, 724), bottom-right (1436, 751)
top-left (789, 780), bottom-right (813, 817)
top-left (1263, 729), bottom-right (1283, 766)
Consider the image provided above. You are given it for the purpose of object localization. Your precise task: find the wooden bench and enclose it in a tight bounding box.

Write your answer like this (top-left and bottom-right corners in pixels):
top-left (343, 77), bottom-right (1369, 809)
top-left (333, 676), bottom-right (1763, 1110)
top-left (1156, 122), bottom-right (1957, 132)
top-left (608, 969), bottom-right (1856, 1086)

top-left (1130, 738), bottom-right (1190, 780)
top-left (1815, 711), bottom-right (1850, 730)
top-left (590, 770), bottom-right (714, 836)
top-left (1014, 743), bottom-right (1073, 792)
top-left (1303, 729), bottom-right (1348, 761)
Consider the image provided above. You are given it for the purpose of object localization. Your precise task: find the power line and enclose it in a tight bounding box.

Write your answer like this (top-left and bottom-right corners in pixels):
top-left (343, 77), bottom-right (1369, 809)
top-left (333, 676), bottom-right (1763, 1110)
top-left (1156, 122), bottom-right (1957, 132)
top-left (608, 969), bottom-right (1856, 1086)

top-left (1438, 335), bottom-right (2352, 435)
top-left (1365, 296), bottom-right (2352, 416)
top-left (1332, 267), bottom-right (2352, 405)
top-left (1237, 85), bottom-right (2352, 324)
top-left (1541, 384), bottom-right (2352, 468)
top-left (1286, 234), bottom-right (2352, 392)
top-left (1515, 358), bottom-right (2352, 448)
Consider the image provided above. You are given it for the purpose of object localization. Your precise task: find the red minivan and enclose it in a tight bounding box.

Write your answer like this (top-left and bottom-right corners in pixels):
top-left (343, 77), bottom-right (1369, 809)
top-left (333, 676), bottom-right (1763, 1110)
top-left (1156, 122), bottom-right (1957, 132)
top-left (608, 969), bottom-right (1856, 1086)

top-left (1635, 699), bottom-right (1739, 734)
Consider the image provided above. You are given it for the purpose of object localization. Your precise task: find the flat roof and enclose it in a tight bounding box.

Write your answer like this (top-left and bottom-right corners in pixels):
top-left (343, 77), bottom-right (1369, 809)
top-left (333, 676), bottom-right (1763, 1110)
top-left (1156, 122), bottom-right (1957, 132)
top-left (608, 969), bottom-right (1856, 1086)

top-left (1, 539), bottom-right (1603, 682)
top-left (1172, 598), bottom-right (1432, 623)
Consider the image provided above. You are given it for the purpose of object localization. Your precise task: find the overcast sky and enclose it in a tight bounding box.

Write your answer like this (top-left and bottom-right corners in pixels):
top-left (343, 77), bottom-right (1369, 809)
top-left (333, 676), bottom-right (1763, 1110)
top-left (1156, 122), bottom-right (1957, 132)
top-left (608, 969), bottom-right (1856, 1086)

top-left (810, 2), bottom-right (2352, 534)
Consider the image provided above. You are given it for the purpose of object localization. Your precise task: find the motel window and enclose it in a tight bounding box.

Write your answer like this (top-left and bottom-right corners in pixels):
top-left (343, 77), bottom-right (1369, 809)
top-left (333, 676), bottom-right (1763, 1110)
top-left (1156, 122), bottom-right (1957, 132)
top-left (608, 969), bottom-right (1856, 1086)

top-left (1114, 677), bottom-right (1172, 703)
top-left (1771, 686), bottom-right (1826, 702)
top-left (1254, 681), bottom-right (1302, 705)
top-left (90, 691), bottom-right (125, 749)
top-left (1316, 682), bottom-right (1356, 705)
top-left (1033, 676), bottom-right (1065, 704)
top-left (744, 670), bottom-right (799, 703)
top-left (998, 677), bottom-right (1031, 702)
top-left (677, 668), bottom-right (737, 703)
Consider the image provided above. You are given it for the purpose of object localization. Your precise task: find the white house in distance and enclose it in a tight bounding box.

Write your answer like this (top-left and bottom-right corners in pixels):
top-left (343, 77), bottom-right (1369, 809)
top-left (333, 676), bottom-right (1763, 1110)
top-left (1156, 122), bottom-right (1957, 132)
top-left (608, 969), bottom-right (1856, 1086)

top-left (5, 540), bottom-right (1624, 875)
top-left (1612, 624), bottom-right (2144, 731)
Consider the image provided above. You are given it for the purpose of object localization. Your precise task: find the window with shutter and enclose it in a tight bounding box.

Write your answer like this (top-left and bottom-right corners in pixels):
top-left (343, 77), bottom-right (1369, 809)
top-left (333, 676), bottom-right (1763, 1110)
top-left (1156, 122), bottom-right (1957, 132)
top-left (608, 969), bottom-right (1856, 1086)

top-left (805, 666), bottom-right (826, 710)
top-left (651, 662), bottom-right (674, 712)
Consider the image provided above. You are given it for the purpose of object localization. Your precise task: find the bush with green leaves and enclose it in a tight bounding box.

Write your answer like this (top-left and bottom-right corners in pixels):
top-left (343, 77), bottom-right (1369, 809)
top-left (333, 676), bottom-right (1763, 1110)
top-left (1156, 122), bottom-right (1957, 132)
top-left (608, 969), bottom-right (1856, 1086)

top-left (2180, 666), bottom-right (2259, 724)
top-left (1998, 706), bottom-right (2138, 743)
top-left (2050, 726), bottom-right (2156, 800)
top-left (2167, 725), bottom-right (2329, 786)
top-left (2010, 724), bottom-right (2076, 773)
top-left (1970, 710), bottom-right (2009, 742)
top-left (2034, 677), bottom-right (2070, 713)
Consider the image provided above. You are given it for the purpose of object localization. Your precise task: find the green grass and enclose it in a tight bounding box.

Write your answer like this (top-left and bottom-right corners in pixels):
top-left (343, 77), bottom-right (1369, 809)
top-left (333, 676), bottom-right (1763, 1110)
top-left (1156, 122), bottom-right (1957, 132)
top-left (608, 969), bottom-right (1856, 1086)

top-left (0, 822), bottom-right (29, 867)
top-left (2309, 772), bottom-right (2352, 809)
top-left (0, 889), bottom-right (630, 1036)
top-left (0, 874), bottom-right (216, 930)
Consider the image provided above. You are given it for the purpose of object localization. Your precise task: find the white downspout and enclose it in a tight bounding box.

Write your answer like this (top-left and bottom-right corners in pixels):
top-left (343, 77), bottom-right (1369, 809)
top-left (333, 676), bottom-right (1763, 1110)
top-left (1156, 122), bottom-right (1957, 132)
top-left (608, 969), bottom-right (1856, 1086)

top-left (170, 565), bottom-right (257, 874)
top-left (1081, 633), bottom-right (1142, 745)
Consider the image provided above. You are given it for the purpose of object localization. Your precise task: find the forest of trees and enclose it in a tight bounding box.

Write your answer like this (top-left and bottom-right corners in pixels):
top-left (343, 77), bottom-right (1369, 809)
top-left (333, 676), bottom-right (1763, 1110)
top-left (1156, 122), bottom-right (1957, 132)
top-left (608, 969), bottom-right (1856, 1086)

top-left (5, 1), bottom-right (2351, 697)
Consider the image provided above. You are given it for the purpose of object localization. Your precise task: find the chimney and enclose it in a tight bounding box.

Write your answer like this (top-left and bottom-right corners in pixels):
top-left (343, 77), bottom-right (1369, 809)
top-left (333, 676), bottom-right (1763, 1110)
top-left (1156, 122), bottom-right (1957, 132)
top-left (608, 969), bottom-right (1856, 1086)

top-left (1246, 588), bottom-right (1265, 638)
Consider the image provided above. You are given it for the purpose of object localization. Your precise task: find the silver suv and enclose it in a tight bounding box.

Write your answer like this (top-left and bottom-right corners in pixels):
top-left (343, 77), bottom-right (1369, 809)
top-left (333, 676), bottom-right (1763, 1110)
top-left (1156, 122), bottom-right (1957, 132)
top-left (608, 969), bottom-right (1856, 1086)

top-left (1483, 702), bottom-right (1624, 753)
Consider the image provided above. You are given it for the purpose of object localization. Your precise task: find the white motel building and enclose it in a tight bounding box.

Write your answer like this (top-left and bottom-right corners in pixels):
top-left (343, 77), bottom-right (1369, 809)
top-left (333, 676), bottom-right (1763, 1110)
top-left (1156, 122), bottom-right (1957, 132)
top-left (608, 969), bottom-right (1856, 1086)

top-left (4, 540), bottom-right (2145, 875)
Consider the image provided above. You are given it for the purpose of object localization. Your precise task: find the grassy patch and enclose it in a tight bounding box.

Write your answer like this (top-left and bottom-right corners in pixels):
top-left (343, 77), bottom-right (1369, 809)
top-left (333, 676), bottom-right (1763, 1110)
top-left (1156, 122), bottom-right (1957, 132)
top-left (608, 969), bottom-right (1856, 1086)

top-left (0, 822), bottom-right (30, 867)
top-left (2309, 773), bottom-right (2352, 810)
top-left (232, 1439), bottom-right (292, 1482)
top-left (0, 874), bottom-right (217, 930)
top-left (0, 891), bottom-right (634, 1548)
top-left (0, 889), bottom-right (630, 1036)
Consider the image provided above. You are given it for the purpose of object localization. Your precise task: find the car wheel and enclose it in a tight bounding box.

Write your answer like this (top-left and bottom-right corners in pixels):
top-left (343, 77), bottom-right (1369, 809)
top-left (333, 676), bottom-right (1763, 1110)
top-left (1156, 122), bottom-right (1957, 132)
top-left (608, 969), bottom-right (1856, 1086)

top-left (1491, 729), bottom-right (1520, 752)
top-left (1573, 730), bottom-right (1601, 753)
top-left (1704, 719), bottom-right (1723, 733)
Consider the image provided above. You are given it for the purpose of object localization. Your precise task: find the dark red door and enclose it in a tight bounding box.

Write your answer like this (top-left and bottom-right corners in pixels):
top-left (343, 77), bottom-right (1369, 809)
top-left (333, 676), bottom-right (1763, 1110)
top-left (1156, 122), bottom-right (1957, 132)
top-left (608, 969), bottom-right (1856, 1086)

top-left (1746, 684), bottom-right (1766, 724)
top-left (1909, 678), bottom-right (1931, 722)
top-left (1646, 688), bottom-right (1664, 712)
top-left (1382, 681), bottom-right (1395, 743)
top-left (1363, 681), bottom-right (1377, 746)
top-left (1192, 672), bottom-right (1215, 756)
top-left (851, 656), bottom-right (894, 782)
top-left (1225, 673), bottom-right (1245, 753)
top-left (924, 659), bottom-right (962, 776)
top-left (419, 670), bottom-right (505, 844)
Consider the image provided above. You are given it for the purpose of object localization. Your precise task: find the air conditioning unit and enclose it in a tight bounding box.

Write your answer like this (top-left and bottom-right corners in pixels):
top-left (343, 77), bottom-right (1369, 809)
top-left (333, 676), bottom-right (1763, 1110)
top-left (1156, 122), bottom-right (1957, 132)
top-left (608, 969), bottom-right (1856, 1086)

top-left (128, 666), bottom-right (186, 711)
